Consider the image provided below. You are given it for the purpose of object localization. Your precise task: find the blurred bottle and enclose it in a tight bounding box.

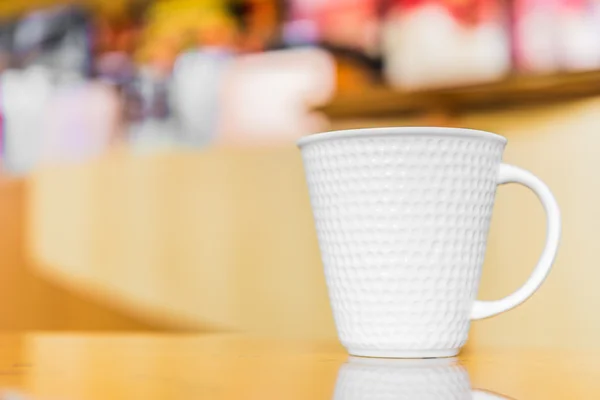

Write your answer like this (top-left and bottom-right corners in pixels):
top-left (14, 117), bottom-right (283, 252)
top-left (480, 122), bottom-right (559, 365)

top-left (170, 22), bottom-right (238, 148)
top-left (556, 0), bottom-right (600, 71)
top-left (513, 0), bottom-right (560, 73)
top-left (0, 19), bottom-right (14, 73)
top-left (382, 0), bottom-right (510, 90)
top-left (128, 65), bottom-right (178, 152)
top-left (514, 0), bottom-right (600, 73)
top-left (1, 66), bottom-right (53, 174)
top-left (2, 8), bottom-right (62, 174)
top-left (0, 20), bottom-right (12, 172)
top-left (6, 5), bottom-right (107, 169)
top-left (171, 48), bottom-right (233, 148)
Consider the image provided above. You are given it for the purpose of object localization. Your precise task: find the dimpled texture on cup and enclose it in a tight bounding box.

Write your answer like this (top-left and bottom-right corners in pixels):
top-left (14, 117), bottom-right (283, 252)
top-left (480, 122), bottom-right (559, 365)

top-left (300, 135), bottom-right (505, 353)
top-left (333, 358), bottom-right (471, 400)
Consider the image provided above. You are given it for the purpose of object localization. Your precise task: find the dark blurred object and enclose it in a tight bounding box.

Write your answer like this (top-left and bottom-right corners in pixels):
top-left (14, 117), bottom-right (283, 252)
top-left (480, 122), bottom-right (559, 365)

top-left (282, 0), bottom-right (383, 93)
top-left (327, 45), bottom-right (383, 94)
top-left (229, 0), bottom-right (280, 52)
top-left (124, 63), bottom-right (178, 151)
top-left (228, 0), bottom-right (254, 32)
top-left (95, 51), bottom-right (136, 87)
top-left (12, 5), bottom-right (93, 78)
top-left (123, 66), bottom-right (170, 125)
top-left (95, 0), bottom-right (149, 55)
top-left (0, 20), bottom-right (15, 72)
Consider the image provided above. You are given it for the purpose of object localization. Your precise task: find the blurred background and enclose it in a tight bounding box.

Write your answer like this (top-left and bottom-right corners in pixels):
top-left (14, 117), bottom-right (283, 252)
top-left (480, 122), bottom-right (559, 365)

top-left (0, 0), bottom-right (596, 350)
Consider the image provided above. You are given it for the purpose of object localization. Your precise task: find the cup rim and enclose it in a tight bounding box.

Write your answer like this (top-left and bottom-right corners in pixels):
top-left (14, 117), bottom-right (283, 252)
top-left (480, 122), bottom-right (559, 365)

top-left (296, 127), bottom-right (507, 147)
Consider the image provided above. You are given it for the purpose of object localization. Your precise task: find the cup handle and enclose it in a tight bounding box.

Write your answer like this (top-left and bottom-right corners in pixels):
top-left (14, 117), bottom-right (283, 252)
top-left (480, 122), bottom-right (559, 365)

top-left (471, 163), bottom-right (561, 320)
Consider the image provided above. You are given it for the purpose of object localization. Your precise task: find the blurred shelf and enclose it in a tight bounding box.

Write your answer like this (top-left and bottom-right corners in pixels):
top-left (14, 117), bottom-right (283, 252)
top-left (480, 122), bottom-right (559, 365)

top-left (320, 70), bottom-right (600, 119)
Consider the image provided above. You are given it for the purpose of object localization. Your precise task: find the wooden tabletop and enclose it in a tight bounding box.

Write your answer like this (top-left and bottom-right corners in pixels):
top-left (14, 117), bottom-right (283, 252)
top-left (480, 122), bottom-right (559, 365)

top-left (0, 333), bottom-right (598, 399)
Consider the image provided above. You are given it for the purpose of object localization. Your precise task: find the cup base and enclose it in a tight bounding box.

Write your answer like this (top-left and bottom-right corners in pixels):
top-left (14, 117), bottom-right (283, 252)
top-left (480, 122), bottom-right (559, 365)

top-left (347, 347), bottom-right (460, 359)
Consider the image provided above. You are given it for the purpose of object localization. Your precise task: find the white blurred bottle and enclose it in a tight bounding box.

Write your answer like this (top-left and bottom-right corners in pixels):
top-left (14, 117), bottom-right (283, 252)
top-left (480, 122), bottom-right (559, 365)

top-left (513, 0), bottom-right (600, 73)
top-left (170, 47), bottom-right (233, 148)
top-left (556, 0), bottom-right (600, 71)
top-left (2, 66), bottom-right (54, 174)
top-left (513, 0), bottom-right (560, 73)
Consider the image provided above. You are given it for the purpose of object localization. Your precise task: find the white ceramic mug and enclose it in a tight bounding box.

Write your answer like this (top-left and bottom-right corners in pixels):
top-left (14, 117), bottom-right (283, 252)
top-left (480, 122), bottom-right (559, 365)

top-left (334, 357), bottom-right (509, 400)
top-left (298, 127), bottom-right (560, 358)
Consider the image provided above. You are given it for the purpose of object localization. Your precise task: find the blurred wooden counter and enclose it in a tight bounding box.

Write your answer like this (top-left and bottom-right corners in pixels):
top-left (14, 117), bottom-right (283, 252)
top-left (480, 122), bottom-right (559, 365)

top-left (0, 178), bottom-right (170, 331)
top-left (27, 147), bottom-right (334, 338)
top-left (1, 333), bottom-right (599, 399)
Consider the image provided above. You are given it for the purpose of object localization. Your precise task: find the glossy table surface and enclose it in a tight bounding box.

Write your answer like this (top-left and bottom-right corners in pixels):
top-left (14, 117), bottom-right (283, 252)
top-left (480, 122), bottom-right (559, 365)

top-left (0, 333), bottom-right (599, 400)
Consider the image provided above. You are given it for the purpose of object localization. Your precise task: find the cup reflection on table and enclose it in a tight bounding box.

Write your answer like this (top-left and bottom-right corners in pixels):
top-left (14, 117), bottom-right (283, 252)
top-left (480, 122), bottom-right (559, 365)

top-left (333, 357), bottom-right (510, 400)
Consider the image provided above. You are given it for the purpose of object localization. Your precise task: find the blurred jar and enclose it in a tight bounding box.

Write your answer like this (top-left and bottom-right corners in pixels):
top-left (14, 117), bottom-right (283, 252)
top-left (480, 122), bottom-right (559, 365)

top-left (513, 0), bottom-right (559, 73)
top-left (382, 0), bottom-right (511, 90)
top-left (1, 66), bottom-right (54, 174)
top-left (556, 0), bottom-right (600, 71)
top-left (170, 47), bottom-right (234, 148)
top-left (127, 66), bottom-right (178, 152)
top-left (0, 21), bottom-right (10, 170)
top-left (514, 0), bottom-right (600, 73)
